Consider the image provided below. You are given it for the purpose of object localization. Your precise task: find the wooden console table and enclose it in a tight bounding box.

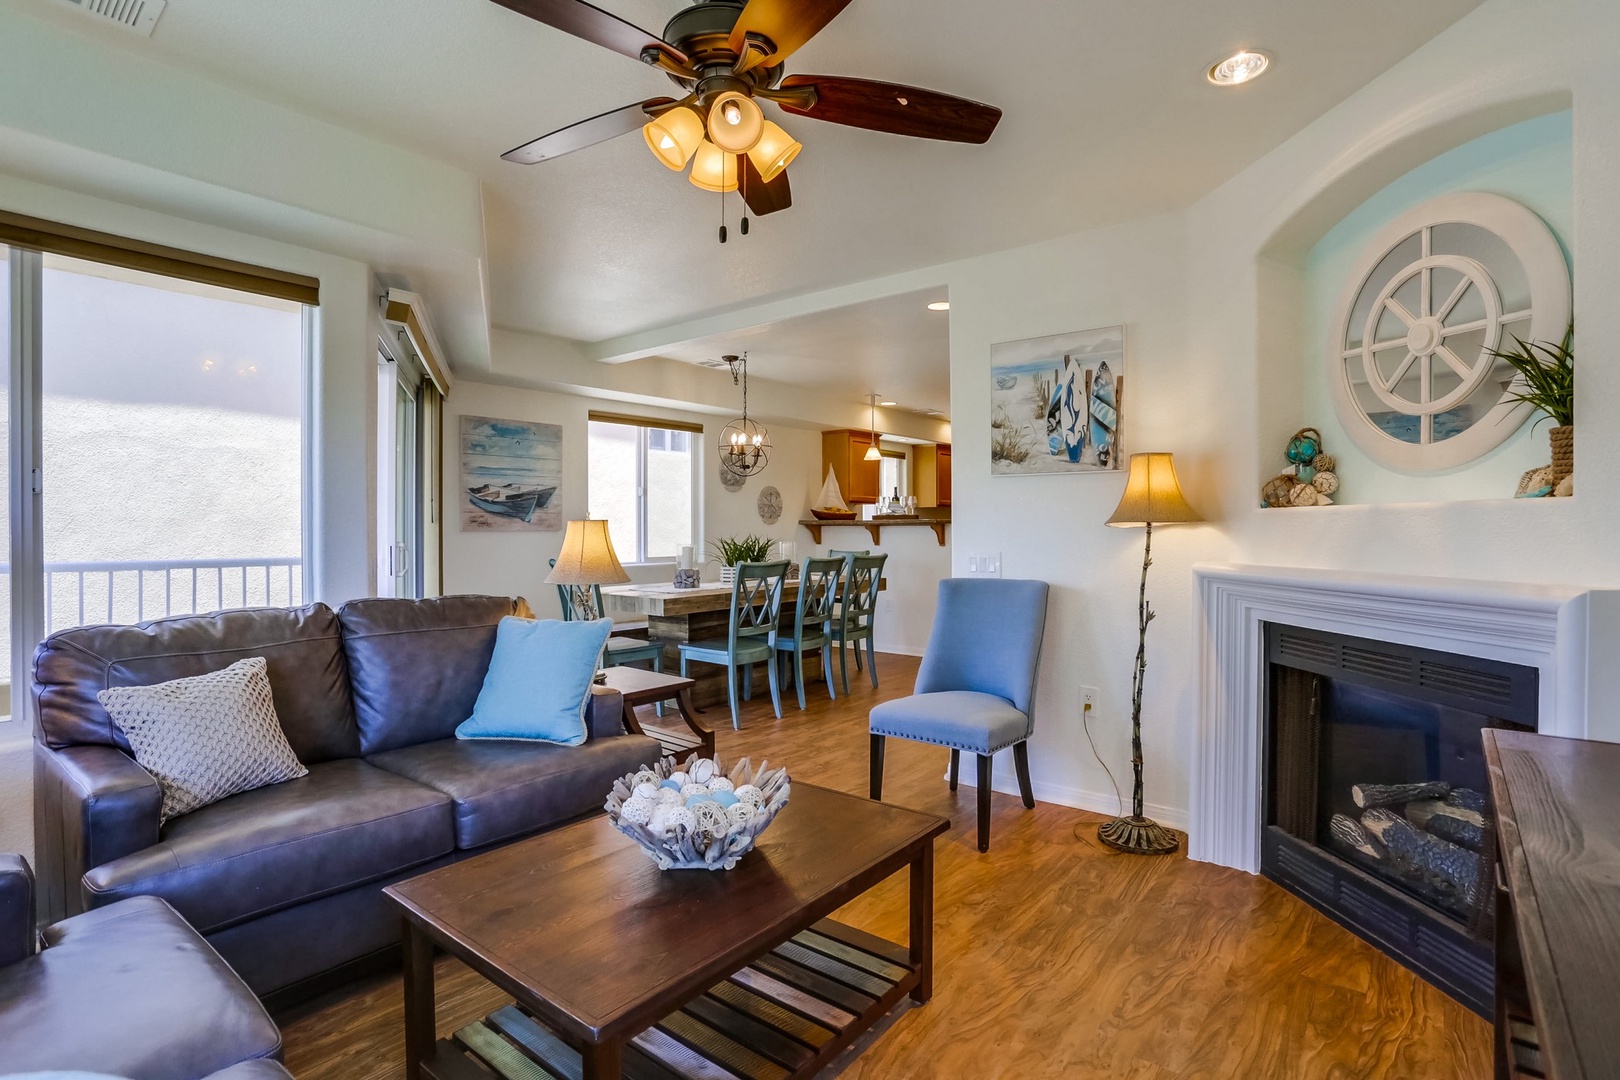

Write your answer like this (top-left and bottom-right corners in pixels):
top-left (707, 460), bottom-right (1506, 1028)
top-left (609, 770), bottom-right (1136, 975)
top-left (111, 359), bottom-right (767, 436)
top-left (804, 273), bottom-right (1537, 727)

top-left (1486, 729), bottom-right (1620, 1079)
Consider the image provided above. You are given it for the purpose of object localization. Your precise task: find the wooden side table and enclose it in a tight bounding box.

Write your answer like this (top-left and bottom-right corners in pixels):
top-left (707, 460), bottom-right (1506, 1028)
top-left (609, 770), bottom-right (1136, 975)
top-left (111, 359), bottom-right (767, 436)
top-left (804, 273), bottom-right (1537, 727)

top-left (597, 665), bottom-right (715, 761)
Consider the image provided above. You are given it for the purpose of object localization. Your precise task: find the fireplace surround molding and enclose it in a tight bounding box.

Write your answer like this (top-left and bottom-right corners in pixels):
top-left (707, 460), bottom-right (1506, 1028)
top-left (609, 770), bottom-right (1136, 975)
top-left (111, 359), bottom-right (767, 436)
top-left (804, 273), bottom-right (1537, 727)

top-left (1190, 563), bottom-right (1620, 872)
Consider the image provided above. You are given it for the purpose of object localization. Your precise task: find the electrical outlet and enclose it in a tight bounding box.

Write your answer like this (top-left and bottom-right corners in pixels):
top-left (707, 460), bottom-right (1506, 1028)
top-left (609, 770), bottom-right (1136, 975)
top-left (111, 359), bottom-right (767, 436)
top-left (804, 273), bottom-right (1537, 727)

top-left (1080, 686), bottom-right (1100, 714)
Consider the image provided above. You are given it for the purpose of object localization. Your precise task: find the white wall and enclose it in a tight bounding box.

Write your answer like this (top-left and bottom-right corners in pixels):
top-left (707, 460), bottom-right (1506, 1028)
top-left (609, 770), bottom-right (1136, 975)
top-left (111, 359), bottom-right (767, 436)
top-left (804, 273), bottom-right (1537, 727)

top-left (440, 378), bottom-right (948, 654)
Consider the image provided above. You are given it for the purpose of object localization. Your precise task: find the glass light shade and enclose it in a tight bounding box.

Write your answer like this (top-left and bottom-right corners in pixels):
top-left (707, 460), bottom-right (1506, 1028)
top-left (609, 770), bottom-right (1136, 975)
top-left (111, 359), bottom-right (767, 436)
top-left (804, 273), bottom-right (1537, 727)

top-left (642, 106), bottom-right (704, 171)
top-left (545, 519), bottom-right (631, 585)
top-left (1106, 453), bottom-right (1203, 527)
top-left (863, 444), bottom-right (883, 462)
top-left (706, 91), bottom-right (764, 153)
top-left (689, 140), bottom-right (738, 192)
top-left (745, 121), bottom-right (802, 183)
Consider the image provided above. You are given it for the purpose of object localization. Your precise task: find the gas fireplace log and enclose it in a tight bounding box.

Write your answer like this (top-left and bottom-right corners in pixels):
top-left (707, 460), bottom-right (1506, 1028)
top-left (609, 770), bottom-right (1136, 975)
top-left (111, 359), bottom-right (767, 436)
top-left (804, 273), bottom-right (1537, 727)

top-left (1330, 814), bottom-right (1386, 861)
top-left (1350, 781), bottom-right (1451, 810)
top-left (1406, 798), bottom-right (1487, 852)
top-left (1361, 808), bottom-right (1482, 911)
top-left (1446, 788), bottom-right (1487, 814)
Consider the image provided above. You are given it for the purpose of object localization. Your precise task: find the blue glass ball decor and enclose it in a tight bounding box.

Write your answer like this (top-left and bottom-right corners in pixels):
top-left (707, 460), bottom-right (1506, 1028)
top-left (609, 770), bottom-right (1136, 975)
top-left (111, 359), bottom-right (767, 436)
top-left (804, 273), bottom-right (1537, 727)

top-left (685, 794), bottom-right (717, 809)
top-left (711, 790), bottom-right (740, 808)
top-left (1285, 431), bottom-right (1321, 464)
top-left (659, 779), bottom-right (683, 792)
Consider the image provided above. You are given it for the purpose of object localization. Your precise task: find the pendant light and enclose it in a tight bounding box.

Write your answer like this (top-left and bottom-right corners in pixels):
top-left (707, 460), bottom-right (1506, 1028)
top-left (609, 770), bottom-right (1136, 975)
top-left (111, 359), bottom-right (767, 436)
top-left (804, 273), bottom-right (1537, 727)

top-left (706, 91), bottom-right (765, 154)
top-left (864, 394), bottom-right (884, 461)
top-left (719, 354), bottom-right (770, 478)
top-left (642, 106), bottom-right (705, 171)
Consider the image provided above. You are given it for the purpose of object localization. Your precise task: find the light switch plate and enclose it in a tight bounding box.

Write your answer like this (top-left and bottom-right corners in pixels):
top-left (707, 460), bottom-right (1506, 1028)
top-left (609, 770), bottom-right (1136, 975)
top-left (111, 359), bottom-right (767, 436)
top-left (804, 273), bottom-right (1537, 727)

top-left (967, 552), bottom-right (1002, 577)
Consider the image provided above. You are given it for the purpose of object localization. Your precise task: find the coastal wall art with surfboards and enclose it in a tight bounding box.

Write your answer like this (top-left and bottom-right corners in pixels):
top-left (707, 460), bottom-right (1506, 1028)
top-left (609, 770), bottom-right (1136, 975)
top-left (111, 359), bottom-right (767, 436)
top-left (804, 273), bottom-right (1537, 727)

top-left (989, 326), bottom-right (1125, 476)
top-left (460, 415), bottom-right (563, 531)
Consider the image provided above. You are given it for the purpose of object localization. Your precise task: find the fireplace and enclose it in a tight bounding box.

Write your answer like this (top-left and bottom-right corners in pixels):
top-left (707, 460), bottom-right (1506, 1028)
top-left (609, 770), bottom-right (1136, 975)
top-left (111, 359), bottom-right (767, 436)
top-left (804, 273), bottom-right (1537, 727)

top-left (1260, 622), bottom-right (1537, 1016)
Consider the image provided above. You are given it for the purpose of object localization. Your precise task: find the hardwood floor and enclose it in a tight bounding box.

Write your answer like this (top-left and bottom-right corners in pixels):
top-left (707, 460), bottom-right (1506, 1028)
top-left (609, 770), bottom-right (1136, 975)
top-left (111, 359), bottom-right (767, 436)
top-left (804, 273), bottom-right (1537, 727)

top-left (278, 652), bottom-right (1491, 1079)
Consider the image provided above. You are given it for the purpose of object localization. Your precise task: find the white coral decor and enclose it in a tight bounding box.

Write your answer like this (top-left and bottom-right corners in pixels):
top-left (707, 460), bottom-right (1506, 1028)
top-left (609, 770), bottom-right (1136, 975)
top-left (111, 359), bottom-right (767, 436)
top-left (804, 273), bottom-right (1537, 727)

top-left (605, 754), bottom-right (790, 871)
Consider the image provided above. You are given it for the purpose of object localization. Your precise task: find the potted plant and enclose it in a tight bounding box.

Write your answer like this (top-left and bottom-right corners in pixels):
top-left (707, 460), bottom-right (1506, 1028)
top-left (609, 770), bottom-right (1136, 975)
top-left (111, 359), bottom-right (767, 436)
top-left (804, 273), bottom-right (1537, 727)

top-left (1489, 322), bottom-right (1575, 484)
top-left (709, 534), bottom-right (774, 586)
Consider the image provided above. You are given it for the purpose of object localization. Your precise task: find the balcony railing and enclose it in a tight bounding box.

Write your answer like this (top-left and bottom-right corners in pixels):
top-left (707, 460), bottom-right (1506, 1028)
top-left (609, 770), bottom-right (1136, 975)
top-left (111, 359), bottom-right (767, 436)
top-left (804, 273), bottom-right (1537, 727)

top-left (0, 557), bottom-right (303, 637)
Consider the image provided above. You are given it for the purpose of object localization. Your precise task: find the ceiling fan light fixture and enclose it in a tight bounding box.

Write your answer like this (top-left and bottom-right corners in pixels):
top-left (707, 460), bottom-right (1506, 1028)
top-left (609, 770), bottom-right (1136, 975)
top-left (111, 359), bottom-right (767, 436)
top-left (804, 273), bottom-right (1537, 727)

top-left (706, 91), bottom-right (764, 153)
top-left (747, 121), bottom-right (803, 183)
top-left (689, 139), bottom-right (739, 192)
top-left (642, 105), bottom-right (704, 170)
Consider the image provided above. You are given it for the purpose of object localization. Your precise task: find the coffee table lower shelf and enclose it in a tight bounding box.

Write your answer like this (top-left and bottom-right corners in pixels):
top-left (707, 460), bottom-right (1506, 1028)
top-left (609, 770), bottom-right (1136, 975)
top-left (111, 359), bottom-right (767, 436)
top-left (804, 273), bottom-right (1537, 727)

top-left (421, 919), bottom-right (916, 1080)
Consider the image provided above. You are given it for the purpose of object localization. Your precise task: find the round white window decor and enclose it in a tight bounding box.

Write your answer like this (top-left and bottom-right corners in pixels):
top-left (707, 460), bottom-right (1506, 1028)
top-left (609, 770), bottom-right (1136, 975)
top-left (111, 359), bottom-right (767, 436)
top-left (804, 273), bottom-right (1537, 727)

top-left (1328, 192), bottom-right (1570, 472)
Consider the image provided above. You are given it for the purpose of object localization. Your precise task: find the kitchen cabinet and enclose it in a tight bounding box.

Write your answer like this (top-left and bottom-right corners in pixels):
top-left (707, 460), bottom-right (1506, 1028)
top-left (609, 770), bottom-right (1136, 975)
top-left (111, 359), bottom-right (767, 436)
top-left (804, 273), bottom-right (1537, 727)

top-left (822, 429), bottom-right (882, 504)
top-left (913, 443), bottom-right (952, 507)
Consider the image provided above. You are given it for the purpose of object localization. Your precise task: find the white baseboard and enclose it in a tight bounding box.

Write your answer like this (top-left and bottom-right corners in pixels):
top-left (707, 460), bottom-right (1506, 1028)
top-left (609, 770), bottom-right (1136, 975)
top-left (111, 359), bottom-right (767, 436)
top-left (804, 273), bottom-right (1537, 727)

top-left (873, 644), bottom-right (925, 658)
top-left (949, 767), bottom-right (1189, 832)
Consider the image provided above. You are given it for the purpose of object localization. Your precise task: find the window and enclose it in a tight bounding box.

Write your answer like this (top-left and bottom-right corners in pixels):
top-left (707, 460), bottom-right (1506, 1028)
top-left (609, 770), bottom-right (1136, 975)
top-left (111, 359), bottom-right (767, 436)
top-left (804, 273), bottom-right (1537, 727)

top-left (879, 451), bottom-right (908, 501)
top-left (587, 414), bottom-right (699, 563)
top-left (3, 244), bottom-right (309, 727)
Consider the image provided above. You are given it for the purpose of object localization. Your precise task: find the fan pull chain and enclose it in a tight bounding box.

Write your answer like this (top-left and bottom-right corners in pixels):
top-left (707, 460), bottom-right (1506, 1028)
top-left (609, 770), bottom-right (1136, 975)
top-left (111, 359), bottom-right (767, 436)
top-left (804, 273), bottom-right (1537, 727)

top-left (739, 159), bottom-right (750, 236)
top-left (718, 186), bottom-right (727, 244)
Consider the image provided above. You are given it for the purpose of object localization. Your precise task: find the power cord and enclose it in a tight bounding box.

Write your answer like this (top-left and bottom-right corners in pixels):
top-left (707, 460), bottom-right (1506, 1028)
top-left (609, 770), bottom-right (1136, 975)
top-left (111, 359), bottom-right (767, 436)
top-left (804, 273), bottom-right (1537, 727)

top-left (1082, 702), bottom-right (1124, 817)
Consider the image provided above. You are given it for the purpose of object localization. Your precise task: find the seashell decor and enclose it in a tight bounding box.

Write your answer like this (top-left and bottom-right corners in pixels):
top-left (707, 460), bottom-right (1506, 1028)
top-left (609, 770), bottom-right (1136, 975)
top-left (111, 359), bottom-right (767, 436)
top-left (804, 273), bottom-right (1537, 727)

top-left (605, 754), bottom-right (790, 871)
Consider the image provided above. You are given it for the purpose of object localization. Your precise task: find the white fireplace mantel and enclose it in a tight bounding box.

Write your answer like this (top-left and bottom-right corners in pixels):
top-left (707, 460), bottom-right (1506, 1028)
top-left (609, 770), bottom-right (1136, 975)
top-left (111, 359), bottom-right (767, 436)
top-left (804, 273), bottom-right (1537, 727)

top-left (1189, 563), bottom-right (1620, 872)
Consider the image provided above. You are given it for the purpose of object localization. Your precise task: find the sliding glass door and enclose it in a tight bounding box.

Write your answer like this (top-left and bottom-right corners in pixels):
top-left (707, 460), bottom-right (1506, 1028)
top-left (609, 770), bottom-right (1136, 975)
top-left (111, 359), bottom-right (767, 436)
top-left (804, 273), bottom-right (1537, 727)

top-left (3, 250), bottom-right (308, 728)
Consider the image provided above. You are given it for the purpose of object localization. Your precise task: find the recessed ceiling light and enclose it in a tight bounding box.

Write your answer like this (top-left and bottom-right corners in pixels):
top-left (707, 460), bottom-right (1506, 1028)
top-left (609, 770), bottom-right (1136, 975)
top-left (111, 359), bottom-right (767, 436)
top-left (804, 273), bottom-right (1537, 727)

top-left (1207, 49), bottom-right (1271, 87)
top-left (880, 401), bottom-right (898, 406)
top-left (926, 301), bottom-right (950, 311)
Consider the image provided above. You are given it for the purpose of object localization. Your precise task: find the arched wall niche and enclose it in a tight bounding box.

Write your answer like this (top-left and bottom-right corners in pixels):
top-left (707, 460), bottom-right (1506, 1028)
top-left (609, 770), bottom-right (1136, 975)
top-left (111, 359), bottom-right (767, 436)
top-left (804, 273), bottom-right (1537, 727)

top-left (1251, 92), bottom-right (1574, 507)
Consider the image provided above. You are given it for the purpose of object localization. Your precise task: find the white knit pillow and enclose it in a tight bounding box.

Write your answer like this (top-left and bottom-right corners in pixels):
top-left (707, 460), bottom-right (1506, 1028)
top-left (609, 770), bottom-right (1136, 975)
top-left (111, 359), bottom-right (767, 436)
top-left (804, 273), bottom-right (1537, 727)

top-left (97, 656), bottom-right (308, 822)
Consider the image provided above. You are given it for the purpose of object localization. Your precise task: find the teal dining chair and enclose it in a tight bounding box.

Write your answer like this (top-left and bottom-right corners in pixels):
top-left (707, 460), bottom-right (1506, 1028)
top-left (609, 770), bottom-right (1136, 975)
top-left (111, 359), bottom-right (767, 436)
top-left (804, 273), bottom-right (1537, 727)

top-left (772, 555), bottom-right (845, 711)
top-left (869, 578), bottom-right (1050, 852)
top-left (830, 553), bottom-right (886, 694)
top-left (679, 560), bottom-right (789, 730)
top-left (550, 559), bottom-right (668, 712)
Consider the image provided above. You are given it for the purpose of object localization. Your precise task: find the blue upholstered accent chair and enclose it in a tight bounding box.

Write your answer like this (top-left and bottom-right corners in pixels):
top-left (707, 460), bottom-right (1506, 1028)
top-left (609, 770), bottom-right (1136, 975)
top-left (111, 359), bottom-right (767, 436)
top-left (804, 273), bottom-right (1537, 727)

top-left (773, 555), bottom-right (845, 710)
top-left (679, 560), bottom-right (790, 730)
top-left (869, 578), bottom-right (1050, 852)
top-left (830, 553), bottom-right (887, 694)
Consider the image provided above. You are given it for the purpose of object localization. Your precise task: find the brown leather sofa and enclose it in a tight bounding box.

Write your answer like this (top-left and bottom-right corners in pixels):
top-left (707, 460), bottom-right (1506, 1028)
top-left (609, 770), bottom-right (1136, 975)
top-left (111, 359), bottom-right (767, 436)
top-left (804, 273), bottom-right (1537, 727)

top-left (31, 595), bottom-right (661, 1002)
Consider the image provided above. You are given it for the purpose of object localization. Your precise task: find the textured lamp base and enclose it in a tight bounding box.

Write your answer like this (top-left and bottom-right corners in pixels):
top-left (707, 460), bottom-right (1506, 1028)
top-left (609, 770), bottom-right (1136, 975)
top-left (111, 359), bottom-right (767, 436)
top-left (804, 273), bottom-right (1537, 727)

top-left (1095, 815), bottom-right (1180, 855)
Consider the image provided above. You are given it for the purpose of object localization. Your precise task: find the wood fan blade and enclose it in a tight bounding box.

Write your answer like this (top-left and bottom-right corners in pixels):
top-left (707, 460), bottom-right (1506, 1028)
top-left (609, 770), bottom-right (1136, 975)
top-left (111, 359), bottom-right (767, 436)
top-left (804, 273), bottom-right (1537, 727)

top-left (772, 75), bottom-right (1001, 143)
top-left (738, 155), bottom-right (791, 216)
top-left (487, 0), bottom-right (687, 66)
top-left (728, 0), bottom-right (854, 73)
top-left (501, 97), bottom-right (676, 164)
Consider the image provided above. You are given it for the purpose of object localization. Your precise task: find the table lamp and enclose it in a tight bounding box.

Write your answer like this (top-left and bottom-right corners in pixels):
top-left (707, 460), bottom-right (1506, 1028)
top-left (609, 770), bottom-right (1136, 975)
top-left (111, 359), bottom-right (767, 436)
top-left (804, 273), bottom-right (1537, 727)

top-left (1097, 453), bottom-right (1203, 855)
top-left (545, 519), bottom-right (630, 621)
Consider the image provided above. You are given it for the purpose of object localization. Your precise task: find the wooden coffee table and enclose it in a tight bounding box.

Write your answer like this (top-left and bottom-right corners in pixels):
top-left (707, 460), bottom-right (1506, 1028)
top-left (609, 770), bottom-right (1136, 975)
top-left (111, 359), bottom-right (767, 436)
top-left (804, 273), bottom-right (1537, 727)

top-left (385, 783), bottom-right (949, 1080)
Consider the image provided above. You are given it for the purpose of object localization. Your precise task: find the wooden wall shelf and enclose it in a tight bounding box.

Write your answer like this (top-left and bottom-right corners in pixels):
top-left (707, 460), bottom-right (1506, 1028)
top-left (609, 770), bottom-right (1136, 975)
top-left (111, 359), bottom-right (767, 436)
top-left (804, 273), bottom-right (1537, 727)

top-left (799, 519), bottom-right (949, 547)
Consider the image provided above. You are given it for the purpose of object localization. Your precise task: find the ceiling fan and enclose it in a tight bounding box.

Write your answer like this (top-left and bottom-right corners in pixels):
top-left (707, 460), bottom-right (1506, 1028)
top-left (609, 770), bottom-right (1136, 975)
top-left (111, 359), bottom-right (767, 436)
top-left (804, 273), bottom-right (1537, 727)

top-left (490, 0), bottom-right (1003, 233)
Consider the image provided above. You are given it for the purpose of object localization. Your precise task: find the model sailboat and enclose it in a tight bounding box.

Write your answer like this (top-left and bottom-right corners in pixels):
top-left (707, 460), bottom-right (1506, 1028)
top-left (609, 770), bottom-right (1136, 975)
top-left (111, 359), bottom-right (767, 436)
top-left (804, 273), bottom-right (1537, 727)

top-left (810, 467), bottom-right (857, 520)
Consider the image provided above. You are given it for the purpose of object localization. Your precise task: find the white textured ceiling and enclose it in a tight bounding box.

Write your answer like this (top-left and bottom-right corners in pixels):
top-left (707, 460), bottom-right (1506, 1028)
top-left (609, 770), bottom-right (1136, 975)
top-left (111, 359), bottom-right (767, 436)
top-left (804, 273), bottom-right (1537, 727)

top-left (659, 288), bottom-right (952, 415)
top-left (17, 0), bottom-right (1480, 345)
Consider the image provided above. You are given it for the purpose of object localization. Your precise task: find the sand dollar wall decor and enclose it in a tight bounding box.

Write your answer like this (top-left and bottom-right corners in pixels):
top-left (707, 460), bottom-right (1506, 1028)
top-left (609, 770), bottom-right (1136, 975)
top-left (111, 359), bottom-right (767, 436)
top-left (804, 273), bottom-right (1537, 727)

top-left (756, 486), bottom-right (782, 525)
top-left (718, 459), bottom-right (746, 492)
top-left (1328, 192), bottom-right (1570, 472)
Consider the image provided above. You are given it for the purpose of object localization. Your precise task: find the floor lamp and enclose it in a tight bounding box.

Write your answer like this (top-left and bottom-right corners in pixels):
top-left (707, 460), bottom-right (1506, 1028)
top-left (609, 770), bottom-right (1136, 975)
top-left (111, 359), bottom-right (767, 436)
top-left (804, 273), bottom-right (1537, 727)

top-left (545, 519), bottom-right (630, 620)
top-left (1097, 453), bottom-right (1203, 855)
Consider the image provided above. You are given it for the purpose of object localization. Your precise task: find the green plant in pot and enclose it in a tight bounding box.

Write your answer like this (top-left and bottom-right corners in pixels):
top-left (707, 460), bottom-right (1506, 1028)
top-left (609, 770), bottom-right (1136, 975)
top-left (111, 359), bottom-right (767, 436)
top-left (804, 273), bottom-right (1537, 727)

top-left (709, 534), bottom-right (775, 585)
top-left (1488, 321), bottom-right (1574, 485)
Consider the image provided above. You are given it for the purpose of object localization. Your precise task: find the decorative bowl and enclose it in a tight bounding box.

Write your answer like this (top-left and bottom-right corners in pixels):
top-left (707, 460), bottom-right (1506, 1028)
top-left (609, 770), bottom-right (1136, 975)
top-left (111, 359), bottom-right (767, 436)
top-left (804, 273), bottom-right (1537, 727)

top-left (809, 508), bottom-right (857, 521)
top-left (605, 754), bottom-right (790, 871)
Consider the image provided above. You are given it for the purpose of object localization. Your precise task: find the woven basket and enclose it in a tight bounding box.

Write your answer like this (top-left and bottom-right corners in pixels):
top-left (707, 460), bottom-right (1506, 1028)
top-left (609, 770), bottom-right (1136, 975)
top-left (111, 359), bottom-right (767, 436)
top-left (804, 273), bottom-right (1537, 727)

top-left (1548, 425), bottom-right (1574, 483)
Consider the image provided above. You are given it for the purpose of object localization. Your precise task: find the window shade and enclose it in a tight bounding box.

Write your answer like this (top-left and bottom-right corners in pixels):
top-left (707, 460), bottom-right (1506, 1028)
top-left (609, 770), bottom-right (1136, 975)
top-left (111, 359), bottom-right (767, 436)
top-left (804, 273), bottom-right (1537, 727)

top-left (0, 210), bottom-right (319, 305)
top-left (587, 410), bottom-right (703, 434)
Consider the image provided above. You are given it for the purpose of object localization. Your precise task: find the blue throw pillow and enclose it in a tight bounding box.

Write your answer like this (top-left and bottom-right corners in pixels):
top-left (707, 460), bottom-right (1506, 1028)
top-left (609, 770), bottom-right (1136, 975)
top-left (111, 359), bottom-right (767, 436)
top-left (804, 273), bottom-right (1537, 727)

top-left (456, 616), bottom-right (613, 745)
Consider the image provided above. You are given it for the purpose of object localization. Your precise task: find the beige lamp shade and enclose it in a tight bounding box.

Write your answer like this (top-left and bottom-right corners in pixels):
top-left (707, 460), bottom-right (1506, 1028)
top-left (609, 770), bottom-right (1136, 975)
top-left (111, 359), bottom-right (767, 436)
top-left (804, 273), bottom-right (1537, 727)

top-left (706, 91), bottom-right (764, 154)
top-left (746, 121), bottom-right (802, 183)
top-left (689, 140), bottom-right (739, 192)
top-left (643, 105), bottom-right (705, 171)
top-left (545, 519), bottom-right (631, 585)
top-left (1106, 453), bottom-right (1203, 527)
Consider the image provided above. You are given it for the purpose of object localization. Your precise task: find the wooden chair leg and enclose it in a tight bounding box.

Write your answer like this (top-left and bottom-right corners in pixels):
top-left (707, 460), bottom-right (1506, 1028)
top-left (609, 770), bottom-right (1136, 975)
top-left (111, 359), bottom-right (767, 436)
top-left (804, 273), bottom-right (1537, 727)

top-left (793, 647), bottom-right (807, 711)
top-left (822, 645), bottom-right (837, 701)
top-left (976, 754), bottom-right (992, 853)
top-left (853, 642), bottom-right (864, 673)
top-left (865, 637), bottom-right (878, 689)
top-left (726, 662), bottom-right (742, 732)
top-left (869, 734), bottom-right (886, 800)
top-left (742, 663), bottom-right (753, 702)
top-left (1013, 741), bottom-right (1035, 809)
top-left (839, 640), bottom-right (851, 696)
top-left (949, 749), bottom-right (960, 791)
top-left (652, 651), bottom-right (666, 717)
top-left (766, 652), bottom-right (782, 719)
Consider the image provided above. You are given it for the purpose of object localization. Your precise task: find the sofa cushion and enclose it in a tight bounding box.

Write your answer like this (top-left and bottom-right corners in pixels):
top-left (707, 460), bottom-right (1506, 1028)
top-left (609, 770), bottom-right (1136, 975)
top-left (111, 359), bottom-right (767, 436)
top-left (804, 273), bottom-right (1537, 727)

top-left (340, 595), bottom-right (531, 755)
top-left (98, 657), bottom-right (309, 822)
top-left (367, 733), bottom-right (662, 849)
top-left (0, 894), bottom-right (282, 1080)
top-left (81, 759), bottom-right (453, 934)
top-left (457, 617), bottom-right (614, 746)
top-left (32, 603), bottom-right (359, 764)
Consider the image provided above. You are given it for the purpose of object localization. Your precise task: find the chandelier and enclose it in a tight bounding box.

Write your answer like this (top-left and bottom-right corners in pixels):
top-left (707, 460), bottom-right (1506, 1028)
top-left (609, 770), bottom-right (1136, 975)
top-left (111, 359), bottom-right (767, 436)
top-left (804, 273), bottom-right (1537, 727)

top-left (719, 353), bottom-right (770, 478)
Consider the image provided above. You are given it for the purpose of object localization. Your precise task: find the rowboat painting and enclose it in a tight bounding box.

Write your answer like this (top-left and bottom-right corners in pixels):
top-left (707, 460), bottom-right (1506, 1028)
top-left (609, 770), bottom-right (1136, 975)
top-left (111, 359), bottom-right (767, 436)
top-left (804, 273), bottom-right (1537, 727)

top-left (989, 326), bottom-right (1126, 476)
top-left (461, 415), bottom-right (563, 531)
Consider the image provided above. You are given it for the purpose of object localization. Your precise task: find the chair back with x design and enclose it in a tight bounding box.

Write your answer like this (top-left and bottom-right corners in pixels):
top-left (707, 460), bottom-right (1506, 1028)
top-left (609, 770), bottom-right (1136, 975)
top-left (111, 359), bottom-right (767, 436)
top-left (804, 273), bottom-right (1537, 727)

top-left (728, 560), bottom-right (790, 653)
top-left (793, 557), bottom-right (845, 639)
top-left (840, 553), bottom-right (887, 636)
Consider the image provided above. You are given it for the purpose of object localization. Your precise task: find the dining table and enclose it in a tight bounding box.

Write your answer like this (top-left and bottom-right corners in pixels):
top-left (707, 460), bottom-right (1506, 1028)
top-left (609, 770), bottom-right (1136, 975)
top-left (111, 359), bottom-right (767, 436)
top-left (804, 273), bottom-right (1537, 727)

top-left (601, 575), bottom-right (886, 710)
